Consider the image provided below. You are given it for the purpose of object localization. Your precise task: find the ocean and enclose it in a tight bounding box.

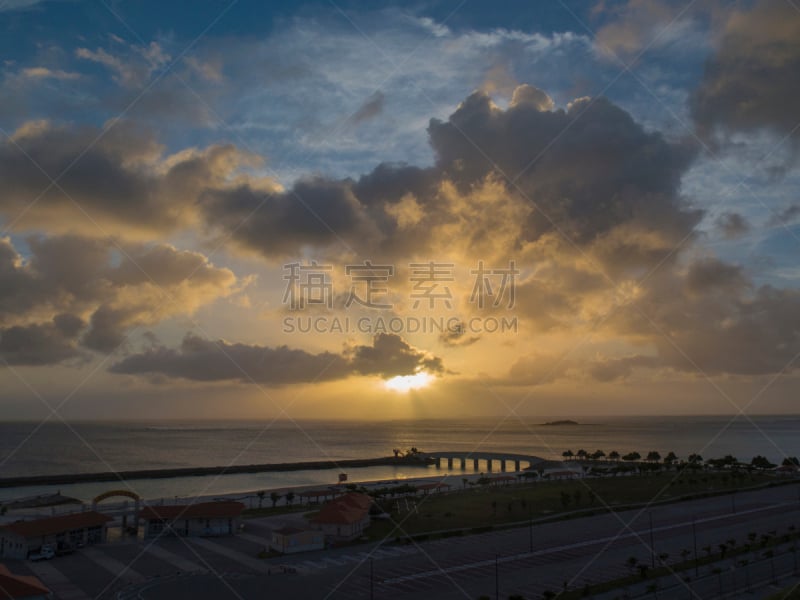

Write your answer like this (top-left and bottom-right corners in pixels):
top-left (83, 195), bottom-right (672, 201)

top-left (1, 415), bottom-right (798, 503)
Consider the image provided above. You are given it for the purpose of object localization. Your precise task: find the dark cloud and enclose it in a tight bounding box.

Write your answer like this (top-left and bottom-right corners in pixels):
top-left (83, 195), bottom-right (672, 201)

top-left (691, 1), bottom-right (800, 141)
top-left (427, 90), bottom-right (700, 251)
top-left (438, 322), bottom-right (479, 347)
top-left (348, 332), bottom-right (444, 377)
top-left (110, 332), bottom-right (443, 384)
top-left (769, 204), bottom-right (800, 227)
top-left (0, 314), bottom-right (86, 366)
top-left (715, 212), bottom-right (750, 239)
top-left (349, 91), bottom-right (385, 125)
top-left (685, 258), bottom-right (746, 294)
top-left (0, 235), bottom-right (237, 362)
top-left (606, 269), bottom-right (800, 377)
top-left (587, 354), bottom-right (659, 382)
top-left (199, 177), bottom-right (379, 259)
top-left (0, 120), bottom-right (259, 237)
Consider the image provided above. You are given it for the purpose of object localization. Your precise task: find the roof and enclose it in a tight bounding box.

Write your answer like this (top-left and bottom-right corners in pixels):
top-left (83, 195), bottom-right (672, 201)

top-left (547, 470), bottom-right (580, 477)
top-left (0, 564), bottom-right (50, 599)
top-left (273, 526), bottom-right (309, 536)
top-left (139, 501), bottom-right (245, 520)
top-left (416, 482), bottom-right (451, 490)
top-left (298, 489), bottom-right (340, 498)
top-left (310, 492), bottom-right (371, 526)
top-left (1, 510), bottom-right (112, 539)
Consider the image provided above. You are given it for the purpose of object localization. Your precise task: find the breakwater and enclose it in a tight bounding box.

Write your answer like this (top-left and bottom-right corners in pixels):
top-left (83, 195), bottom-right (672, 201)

top-left (0, 455), bottom-right (432, 488)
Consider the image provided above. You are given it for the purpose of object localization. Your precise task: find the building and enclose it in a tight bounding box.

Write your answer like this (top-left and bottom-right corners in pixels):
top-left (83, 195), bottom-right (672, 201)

top-left (0, 564), bottom-right (51, 599)
top-left (270, 526), bottom-right (324, 554)
top-left (0, 511), bottom-right (112, 560)
top-left (139, 501), bottom-right (244, 538)
top-left (415, 482), bottom-right (451, 494)
top-left (309, 492), bottom-right (371, 541)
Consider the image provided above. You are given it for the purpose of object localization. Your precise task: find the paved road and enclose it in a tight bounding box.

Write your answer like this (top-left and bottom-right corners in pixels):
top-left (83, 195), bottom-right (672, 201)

top-left (11, 482), bottom-right (800, 599)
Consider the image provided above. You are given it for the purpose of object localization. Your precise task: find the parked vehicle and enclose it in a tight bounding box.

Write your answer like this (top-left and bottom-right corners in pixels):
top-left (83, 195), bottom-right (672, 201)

top-left (29, 545), bottom-right (55, 561)
top-left (56, 543), bottom-right (75, 556)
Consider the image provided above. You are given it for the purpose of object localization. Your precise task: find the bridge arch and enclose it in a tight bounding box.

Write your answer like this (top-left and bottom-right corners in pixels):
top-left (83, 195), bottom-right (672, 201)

top-left (92, 489), bottom-right (140, 505)
top-left (92, 490), bottom-right (141, 533)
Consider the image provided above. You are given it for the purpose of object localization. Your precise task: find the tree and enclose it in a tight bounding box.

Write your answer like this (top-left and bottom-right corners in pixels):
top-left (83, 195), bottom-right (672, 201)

top-left (576, 449), bottom-right (588, 460)
top-left (626, 556), bottom-right (638, 573)
top-left (751, 455), bottom-right (776, 470)
top-left (783, 456), bottom-right (800, 466)
top-left (392, 448), bottom-right (401, 458)
top-left (591, 450), bottom-right (606, 460)
top-left (562, 449), bottom-right (574, 460)
top-left (664, 452), bottom-right (678, 465)
top-left (257, 491), bottom-right (265, 509)
top-left (609, 450), bottom-right (620, 461)
top-left (623, 451), bottom-right (641, 461)
top-left (285, 491), bottom-right (295, 506)
top-left (270, 491), bottom-right (281, 508)
top-left (646, 451), bottom-right (661, 463)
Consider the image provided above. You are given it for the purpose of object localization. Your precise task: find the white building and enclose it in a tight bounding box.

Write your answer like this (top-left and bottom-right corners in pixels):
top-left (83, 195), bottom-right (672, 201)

top-left (139, 501), bottom-right (244, 538)
top-left (270, 526), bottom-right (324, 554)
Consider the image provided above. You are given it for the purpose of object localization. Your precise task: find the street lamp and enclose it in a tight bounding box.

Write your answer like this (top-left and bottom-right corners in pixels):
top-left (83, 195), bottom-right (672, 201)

top-left (692, 517), bottom-right (699, 577)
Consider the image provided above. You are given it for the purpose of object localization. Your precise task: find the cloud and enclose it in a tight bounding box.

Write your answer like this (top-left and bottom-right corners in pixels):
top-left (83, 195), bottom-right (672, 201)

top-left (348, 91), bottom-right (385, 125)
top-left (0, 120), bottom-right (266, 238)
top-left (768, 204), bottom-right (800, 227)
top-left (0, 0), bottom-right (47, 11)
top-left (691, 1), bottom-right (800, 141)
top-left (0, 235), bottom-right (238, 361)
top-left (715, 212), bottom-right (750, 239)
top-left (19, 67), bottom-right (81, 81)
top-left (76, 42), bottom-right (170, 88)
top-left (110, 332), bottom-right (443, 384)
top-left (592, 0), bottom-right (705, 61)
top-left (0, 314), bottom-right (86, 366)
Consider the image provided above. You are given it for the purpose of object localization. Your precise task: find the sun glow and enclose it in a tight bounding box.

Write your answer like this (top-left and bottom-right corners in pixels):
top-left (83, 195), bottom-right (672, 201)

top-left (383, 371), bottom-right (434, 392)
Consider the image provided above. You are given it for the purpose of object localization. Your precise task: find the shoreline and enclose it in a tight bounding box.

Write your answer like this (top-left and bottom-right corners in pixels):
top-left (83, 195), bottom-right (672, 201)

top-left (0, 455), bottom-right (431, 489)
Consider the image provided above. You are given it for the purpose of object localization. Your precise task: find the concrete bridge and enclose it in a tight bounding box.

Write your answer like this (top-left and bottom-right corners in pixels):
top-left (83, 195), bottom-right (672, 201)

top-left (421, 451), bottom-right (545, 473)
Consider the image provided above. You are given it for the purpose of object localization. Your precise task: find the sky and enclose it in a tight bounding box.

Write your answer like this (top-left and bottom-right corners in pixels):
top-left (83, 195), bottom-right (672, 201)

top-left (0, 0), bottom-right (799, 420)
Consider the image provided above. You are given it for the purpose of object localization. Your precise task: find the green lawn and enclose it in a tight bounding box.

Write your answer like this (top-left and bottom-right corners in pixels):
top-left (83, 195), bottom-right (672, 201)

top-left (365, 471), bottom-right (777, 540)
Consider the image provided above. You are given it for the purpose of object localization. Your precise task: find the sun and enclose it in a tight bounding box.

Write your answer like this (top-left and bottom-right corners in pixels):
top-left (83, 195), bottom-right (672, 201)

top-left (383, 371), bottom-right (434, 393)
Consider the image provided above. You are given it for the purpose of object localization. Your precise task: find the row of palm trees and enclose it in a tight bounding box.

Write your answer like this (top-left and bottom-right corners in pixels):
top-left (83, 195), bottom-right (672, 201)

top-left (255, 490), bottom-right (296, 509)
top-left (561, 449), bottom-right (687, 463)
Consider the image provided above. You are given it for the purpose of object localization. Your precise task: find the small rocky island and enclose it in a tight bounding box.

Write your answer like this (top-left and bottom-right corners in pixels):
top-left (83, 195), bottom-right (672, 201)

top-left (541, 419), bottom-right (579, 426)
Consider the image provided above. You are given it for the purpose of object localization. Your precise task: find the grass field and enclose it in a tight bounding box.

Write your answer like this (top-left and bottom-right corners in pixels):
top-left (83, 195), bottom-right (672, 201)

top-left (364, 471), bottom-right (778, 540)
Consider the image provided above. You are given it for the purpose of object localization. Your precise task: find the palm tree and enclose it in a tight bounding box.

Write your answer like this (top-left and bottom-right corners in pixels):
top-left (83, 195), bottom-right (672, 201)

top-left (257, 491), bottom-right (265, 509)
top-left (626, 556), bottom-right (638, 573)
top-left (270, 491), bottom-right (281, 508)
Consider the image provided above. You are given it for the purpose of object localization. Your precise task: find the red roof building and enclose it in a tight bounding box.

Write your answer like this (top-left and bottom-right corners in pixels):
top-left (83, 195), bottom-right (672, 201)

top-left (0, 564), bottom-right (51, 599)
top-left (0, 511), bottom-right (112, 560)
top-left (309, 493), bottom-right (371, 540)
top-left (139, 501), bottom-right (245, 538)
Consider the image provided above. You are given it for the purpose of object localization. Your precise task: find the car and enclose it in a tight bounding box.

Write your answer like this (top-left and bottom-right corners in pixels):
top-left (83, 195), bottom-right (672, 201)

top-left (29, 545), bottom-right (55, 561)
